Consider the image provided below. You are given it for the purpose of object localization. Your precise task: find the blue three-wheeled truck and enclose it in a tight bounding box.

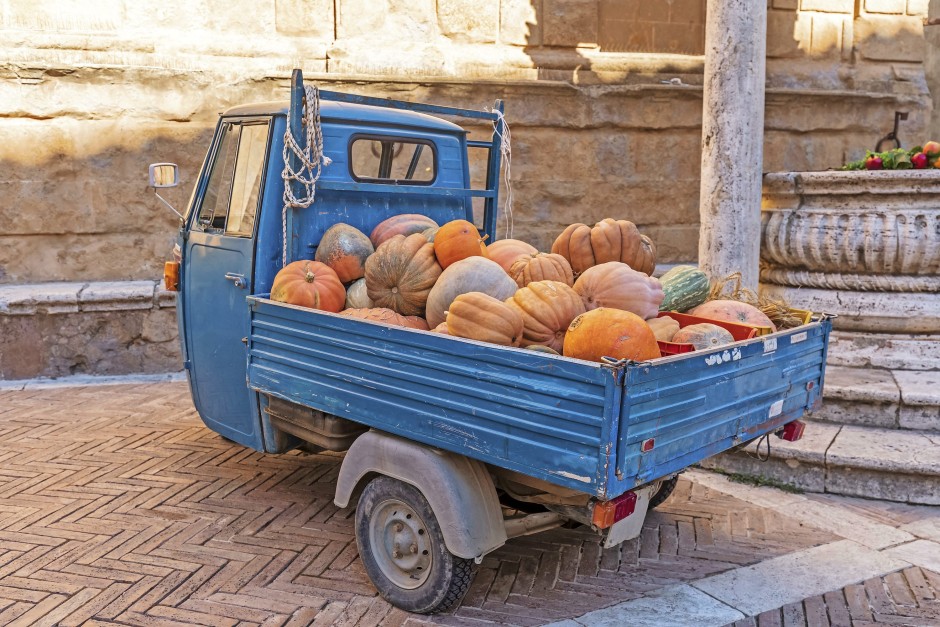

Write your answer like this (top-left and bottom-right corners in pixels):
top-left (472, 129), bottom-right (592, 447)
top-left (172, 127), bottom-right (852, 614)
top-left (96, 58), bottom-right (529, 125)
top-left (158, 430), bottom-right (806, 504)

top-left (151, 70), bottom-right (832, 614)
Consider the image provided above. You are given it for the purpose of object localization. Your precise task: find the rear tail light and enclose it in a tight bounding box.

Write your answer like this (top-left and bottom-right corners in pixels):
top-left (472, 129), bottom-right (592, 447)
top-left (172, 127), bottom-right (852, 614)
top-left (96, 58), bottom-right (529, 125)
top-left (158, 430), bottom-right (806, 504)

top-left (592, 491), bottom-right (637, 529)
top-left (776, 420), bottom-right (805, 442)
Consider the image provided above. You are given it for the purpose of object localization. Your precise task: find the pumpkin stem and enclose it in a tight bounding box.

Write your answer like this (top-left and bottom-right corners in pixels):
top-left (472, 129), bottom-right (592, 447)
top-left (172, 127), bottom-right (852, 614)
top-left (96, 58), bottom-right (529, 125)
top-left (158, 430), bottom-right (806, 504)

top-left (479, 233), bottom-right (490, 243)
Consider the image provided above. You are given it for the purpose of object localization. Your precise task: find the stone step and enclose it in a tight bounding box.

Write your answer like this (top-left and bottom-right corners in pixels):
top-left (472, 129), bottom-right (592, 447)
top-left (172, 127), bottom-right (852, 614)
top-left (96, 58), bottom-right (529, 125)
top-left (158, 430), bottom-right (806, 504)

top-left (816, 365), bottom-right (940, 431)
top-left (700, 421), bottom-right (940, 505)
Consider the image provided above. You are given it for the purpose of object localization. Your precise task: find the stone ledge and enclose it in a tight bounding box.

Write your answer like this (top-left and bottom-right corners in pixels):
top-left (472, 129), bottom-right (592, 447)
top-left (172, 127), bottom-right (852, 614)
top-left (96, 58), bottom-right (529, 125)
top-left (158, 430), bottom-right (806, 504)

top-left (702, 421), bottom-right (940, 504)
top-left (0, 281), bottom-right (174, 315)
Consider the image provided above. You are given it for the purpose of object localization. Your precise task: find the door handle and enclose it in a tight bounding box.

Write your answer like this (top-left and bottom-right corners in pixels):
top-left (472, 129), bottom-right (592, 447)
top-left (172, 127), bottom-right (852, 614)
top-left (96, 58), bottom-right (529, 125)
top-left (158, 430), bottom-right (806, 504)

top-left (225, 272), bottom-right (247, 289)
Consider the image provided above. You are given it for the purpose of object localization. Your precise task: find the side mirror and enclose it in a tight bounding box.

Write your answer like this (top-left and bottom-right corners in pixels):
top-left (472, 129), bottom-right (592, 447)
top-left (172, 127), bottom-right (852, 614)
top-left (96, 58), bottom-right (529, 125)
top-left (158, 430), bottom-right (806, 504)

top-left (149, 163), bottom-right (179, 188)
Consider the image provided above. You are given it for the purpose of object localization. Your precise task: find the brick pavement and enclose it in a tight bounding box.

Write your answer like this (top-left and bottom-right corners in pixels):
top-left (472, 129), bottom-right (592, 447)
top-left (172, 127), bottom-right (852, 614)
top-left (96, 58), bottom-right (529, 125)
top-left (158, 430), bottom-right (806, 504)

top-left (0, 381), bottom-right (935, 626)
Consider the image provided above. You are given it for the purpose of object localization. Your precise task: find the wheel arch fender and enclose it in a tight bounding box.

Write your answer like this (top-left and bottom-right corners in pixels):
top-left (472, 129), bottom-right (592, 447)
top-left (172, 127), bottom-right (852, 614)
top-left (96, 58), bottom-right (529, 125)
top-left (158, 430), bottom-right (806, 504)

top-left (334, 430), bottom-right (506, 559)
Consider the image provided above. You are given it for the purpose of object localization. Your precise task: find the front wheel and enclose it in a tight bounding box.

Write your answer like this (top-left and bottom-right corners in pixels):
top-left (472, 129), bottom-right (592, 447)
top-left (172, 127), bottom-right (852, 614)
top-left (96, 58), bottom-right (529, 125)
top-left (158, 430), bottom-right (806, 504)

top-left (355, 475), bottom-right (475, 614)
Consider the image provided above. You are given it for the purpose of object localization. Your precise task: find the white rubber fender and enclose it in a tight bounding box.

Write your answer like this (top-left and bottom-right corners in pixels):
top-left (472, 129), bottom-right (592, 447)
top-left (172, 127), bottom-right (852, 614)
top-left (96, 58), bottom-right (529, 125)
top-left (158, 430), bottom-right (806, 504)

top-left (334, 430), bottom-right (507, 560)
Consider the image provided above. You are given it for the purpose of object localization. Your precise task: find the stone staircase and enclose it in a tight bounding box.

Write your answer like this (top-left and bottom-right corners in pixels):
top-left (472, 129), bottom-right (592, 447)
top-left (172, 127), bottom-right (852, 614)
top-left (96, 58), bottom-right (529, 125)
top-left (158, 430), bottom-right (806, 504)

top-left (702, 362), bottom-right (940, 505)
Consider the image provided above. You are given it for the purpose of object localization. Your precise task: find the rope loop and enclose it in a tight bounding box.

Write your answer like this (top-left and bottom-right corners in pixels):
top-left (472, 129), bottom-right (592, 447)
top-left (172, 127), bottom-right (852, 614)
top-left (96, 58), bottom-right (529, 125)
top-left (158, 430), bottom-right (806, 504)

top-left (281, 84), bottom-right (332, 266)
top-left (491, 109), bottom-right (513, 240)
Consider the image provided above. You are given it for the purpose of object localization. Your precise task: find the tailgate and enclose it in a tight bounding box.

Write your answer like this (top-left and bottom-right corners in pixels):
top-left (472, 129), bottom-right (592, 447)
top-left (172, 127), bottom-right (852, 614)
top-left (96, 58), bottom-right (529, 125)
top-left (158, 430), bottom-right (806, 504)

top-left (612, 319), bottom-right (831, 490)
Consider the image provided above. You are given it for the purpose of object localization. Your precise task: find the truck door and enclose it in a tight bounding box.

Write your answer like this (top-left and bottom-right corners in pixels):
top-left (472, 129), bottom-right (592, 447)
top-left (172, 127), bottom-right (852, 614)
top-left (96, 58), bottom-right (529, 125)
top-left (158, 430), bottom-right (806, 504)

top-left (183, 119), bottom-right (270, 449)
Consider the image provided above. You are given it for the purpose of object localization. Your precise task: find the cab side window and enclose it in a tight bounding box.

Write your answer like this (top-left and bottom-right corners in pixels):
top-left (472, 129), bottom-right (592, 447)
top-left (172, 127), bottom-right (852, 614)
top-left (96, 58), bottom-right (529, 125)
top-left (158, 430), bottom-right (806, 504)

top-left (349, 136), bottom-right (435, 184)
top-left (196, 120), bottom-right (270, 236)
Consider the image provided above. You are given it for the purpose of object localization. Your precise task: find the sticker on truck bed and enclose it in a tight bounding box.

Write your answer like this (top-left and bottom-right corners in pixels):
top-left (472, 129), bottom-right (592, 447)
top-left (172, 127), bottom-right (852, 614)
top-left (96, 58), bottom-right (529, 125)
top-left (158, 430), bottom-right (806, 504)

top-left (704, 347), bottom-right (742, 366)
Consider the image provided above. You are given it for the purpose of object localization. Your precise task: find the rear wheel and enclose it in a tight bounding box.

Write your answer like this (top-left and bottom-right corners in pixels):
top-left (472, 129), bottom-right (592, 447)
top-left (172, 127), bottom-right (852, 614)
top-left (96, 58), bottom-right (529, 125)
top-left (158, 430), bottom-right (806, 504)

top-left (355, 475), bottom-right (475, 614)
top-left (649, 476), bottom-right (679, 509)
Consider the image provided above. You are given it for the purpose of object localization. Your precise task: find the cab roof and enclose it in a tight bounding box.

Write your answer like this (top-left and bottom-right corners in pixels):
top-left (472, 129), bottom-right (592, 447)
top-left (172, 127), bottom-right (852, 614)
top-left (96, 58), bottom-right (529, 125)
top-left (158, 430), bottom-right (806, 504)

top-left (222, 100), bottom-right (467, 134)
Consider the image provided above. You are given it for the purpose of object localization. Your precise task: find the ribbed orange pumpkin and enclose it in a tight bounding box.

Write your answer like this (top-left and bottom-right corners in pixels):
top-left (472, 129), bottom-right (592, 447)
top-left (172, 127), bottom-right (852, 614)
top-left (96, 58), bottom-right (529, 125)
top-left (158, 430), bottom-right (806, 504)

top-left (434, 219), bottom-right (488, 269)
top-left (314, 223), bottom-right (374, 283)
top-left (688, 300), bottom-right (777, 332)
top-left (508, 253), bottom-right (574, 288)
top-left (271, 260), bottom-right (345, 313)
top-left (573, 262), bottom-right (664, 320)
top-left (364, 233), bottom-right (442, 316)
top-left (551, 218), bottom-right (657, 275)
top-left (425, 256), bottom-right (518, 328)
top-left (563, 308), bottom-right (660, 362)
top-left (487, 239), bottom-right (538, 272)
top-left (446, 292), bottom-right (524, 347)
top-left (505, 281), bottom-right (585, 353)
top-left (369, 214), bottom-right (439, 248)
top-left (341, 307), bottom-right (429, 330)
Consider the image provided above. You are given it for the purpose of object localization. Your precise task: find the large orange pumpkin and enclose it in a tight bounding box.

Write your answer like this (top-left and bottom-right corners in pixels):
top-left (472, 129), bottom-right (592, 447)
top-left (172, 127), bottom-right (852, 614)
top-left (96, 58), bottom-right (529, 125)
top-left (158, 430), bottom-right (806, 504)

top-left (573, 262), bottom-right (664, 320)
top-left (446, 292), bottom-right (524, 347)
top-left (314, 223), bottom-right (374, 283)
top-left (433, 219), bottom-right (488, 269)
top-left (505, 281), bottom-right (585, 352)
top-left (688, 300), bottom-right (777, 332)
top-left (487, 239), bottom-right (538, 272)
top-left (425, 256), bottom-right (519, 328)
top-left (551, 218), bottom-right (657, 275)
top-left (508, 253), bottom-right (574, 288)
top-left (364, 233), bottom-right (442, 316)
top-left (369, 214), bottom-right (439, 248)
top-left (341, 307), bottom-right (429, 330)
top-left (563, 308), bottom-right (660, 363)
top-left (271, 260), bottom-right (346, 313)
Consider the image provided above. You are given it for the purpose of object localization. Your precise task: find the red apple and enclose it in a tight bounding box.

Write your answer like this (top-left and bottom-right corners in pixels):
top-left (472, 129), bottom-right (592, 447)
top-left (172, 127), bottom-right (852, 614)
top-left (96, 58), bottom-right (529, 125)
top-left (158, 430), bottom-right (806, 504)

top-left (912, 152), bottom-right (929, 169)
top-left (865, 156), bottom-right (884, 170)
top-left (923, 141), bottom-right (940, 156)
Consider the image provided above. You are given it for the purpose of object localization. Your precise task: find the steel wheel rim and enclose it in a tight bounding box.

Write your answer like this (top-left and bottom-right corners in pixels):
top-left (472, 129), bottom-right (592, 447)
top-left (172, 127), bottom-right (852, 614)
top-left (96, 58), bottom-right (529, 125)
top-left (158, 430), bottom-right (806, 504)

top-left (368, 498), bottom-right (433, 589)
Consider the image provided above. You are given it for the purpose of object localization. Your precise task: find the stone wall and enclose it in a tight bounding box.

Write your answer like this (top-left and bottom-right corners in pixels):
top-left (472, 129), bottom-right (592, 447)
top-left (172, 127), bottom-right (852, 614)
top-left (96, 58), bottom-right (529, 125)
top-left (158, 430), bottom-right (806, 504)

top-left (0, 0), bottom-right (933, 378)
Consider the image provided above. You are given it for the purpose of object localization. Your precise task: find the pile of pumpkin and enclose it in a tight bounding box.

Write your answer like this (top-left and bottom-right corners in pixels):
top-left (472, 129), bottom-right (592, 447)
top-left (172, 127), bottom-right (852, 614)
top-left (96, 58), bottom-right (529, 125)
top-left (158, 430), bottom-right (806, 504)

top-left (270, 214), bottom-right (779, 363)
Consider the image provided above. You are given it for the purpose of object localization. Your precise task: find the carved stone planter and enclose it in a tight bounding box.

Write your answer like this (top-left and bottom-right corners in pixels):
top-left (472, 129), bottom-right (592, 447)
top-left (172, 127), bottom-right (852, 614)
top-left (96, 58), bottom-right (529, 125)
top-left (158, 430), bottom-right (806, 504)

top-left (760, 170), bottom-right (940, 370)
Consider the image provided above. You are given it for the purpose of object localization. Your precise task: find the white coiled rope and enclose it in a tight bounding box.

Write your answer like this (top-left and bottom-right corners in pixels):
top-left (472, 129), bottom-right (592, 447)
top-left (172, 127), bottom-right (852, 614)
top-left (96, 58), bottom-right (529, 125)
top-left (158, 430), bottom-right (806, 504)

top-left (281, 84), bottom-right (332, 266)
top-left (492, 109), bottom-right (513, 240)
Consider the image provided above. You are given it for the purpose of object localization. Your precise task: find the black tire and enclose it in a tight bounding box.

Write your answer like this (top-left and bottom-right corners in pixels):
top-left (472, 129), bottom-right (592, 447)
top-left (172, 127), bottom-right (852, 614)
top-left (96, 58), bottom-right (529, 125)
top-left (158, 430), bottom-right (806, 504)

top-left (355, 475), bottom-right (475, 614)
top-left (649, 475), bottom-right (679, 509)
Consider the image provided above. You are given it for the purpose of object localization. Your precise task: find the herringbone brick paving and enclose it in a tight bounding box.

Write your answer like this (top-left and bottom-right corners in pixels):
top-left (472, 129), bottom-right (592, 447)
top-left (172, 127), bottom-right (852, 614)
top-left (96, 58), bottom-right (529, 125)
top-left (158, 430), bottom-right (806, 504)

top-left (0, 381), bottom-right (931, 626)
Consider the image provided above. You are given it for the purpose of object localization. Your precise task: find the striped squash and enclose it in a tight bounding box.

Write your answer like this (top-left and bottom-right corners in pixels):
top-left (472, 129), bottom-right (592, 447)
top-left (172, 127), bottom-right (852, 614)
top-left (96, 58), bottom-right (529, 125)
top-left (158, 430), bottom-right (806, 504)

top-left (658, 265), bottom-right (711, 313)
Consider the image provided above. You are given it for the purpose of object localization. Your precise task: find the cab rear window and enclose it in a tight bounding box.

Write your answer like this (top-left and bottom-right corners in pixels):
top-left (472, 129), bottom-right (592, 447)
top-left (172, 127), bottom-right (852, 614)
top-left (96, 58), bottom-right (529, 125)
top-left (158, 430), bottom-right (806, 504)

top-left (349, 135), bottom-right (436, 184)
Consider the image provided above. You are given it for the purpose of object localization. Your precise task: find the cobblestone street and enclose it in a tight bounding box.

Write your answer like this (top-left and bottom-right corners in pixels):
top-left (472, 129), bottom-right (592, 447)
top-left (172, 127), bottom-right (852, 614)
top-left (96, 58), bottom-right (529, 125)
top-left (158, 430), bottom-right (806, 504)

top-left (0, 380), bottom-right (938, 626)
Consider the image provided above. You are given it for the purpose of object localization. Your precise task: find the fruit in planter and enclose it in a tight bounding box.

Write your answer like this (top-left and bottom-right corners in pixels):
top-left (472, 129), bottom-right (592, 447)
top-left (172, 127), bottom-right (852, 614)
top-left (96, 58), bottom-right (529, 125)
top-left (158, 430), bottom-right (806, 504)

top-left (345, 278), bottom-right (373, 309)
top-left (688, 299), bottom-right (777, 332)
top-left (341, 307), bottom-right (429, 330)
top-left (658, 265), bottom-right (711, 313)
top-left (647, 315), bottom-right (680, 342)
top-left (487, 239), bottom-right (538, 272)
top-left (924, 141), bottom-right (940, 156)
top-left (425, 256), bottom-right (518, 328)
top-left (271, 260), bottom-right (345, 312)
top-left (434, 219), bottom-right (488, 269)
top-left (913, 152), bottom-right (929, 169)
top-left (314, 223), bottom-right (374, 283)
top-left (505, 280), bottom-right (586, 353)
top-left (672, 323), bottom-right (735, 350)
top-left (365, 233), bottom-right (442, 316)
top-left (573, 262), bottom-right (664, 319)
top-left (552, 218), bottom-right (656, 276)
top-left (446, 292), bottom-right (524, 347)
top-left (370, 214), bottom-right (439, 248)
top-left (563, 308), bottom-right (660, 363)
top-left (865, 156), bottom-right (884, 170)
top-left (508, 253), bottom-right (574, 288)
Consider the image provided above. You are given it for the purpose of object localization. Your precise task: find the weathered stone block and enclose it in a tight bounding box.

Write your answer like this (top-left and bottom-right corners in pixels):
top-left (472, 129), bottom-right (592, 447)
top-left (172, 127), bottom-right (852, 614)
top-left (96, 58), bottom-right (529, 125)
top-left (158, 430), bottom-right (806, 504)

top-left (864, 0), bottom-right (906, 13)
top-left (767, 11), bottom-right (811, 58)
top-left (773, 0), bottom-right (799, 9)
top-left (275, 0), bottom-right (335, 38)
top-left (810, 14), bottom-right (845, 57)
top-left (908, 0), bottom-right (929, 15)
top-left (500, 0), bottom-right (539, 45)
top-left (438, 0), bottom-right (498, 43)
top-left (855, 14), bottom-right (925, 62)
top-left (800, 0), bottom-right (853, 12)
top-left (542, 0), bottom-right (598, 48)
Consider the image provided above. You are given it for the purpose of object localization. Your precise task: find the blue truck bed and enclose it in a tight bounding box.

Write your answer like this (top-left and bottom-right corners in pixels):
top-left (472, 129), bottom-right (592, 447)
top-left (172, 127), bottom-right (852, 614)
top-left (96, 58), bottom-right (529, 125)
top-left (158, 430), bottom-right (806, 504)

top-left (246, 296), bottom-right (831, 500)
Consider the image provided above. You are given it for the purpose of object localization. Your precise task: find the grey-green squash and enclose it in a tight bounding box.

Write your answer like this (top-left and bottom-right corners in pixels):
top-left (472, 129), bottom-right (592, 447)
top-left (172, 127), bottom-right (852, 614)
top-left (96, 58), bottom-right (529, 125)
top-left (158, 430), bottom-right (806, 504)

top-left (658, 265), bottom-right (711, 313)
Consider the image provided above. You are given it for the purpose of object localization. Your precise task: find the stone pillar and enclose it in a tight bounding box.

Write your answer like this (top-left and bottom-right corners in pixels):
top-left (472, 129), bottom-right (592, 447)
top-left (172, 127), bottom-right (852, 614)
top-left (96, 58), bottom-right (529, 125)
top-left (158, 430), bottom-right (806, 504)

top-left (698, 0), bottom-right (768, 289)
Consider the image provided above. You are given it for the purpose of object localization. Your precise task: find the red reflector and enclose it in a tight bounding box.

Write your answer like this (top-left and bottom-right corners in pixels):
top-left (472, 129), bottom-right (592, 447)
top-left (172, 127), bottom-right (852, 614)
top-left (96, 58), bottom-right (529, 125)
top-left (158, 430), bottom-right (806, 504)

top-left (641, 438), bottom-right (655, 453)
top-left (777, 420), bottom-right (806, 442)
top-left (592, 491), bottom-right (638, 529)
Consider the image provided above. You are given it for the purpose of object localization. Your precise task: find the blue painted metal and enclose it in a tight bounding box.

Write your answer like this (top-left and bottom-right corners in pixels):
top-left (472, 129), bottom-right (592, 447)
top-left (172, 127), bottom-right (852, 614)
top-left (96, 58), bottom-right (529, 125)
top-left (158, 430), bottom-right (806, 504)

top-left (245, 296), bottom-right (833, 500)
